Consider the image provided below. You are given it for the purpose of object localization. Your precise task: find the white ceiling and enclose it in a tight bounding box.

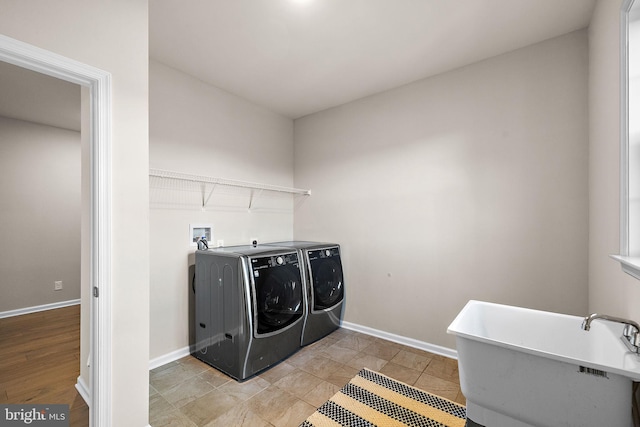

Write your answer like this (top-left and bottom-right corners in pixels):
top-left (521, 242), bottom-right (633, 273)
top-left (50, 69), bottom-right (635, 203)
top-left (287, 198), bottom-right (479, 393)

top-left (0, 60), bottom-right (80, 131)
top-left (0, 1), bottom-right (597, 130)
top-left (150, 0), bottom-right (597, 119)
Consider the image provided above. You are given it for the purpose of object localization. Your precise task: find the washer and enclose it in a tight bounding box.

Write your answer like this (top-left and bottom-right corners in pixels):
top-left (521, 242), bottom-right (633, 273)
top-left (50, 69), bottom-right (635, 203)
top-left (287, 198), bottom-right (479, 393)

top-left (193, 244), bottom-right (305, 380)
top-left (268, 241), bottom-right (344, 346)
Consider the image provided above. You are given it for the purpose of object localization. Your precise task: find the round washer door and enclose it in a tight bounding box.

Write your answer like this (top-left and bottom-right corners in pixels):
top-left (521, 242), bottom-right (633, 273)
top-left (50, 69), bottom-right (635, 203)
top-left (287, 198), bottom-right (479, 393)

top-left (312, 258), bottom-right (344, 310)
top-left (254, 262), bottom-right (303, 335)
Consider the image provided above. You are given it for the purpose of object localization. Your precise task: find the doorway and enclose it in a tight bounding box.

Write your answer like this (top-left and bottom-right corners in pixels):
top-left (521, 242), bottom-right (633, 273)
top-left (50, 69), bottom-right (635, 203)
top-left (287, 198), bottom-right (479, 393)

top-left (0, 34), bottom-right (112, 427)
top-left (0, 59), bottom-right (85, 424)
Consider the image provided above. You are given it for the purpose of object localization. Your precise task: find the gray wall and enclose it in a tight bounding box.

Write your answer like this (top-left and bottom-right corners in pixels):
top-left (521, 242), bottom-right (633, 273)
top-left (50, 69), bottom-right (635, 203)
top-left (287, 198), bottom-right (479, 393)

top-left (0, 2), bottom-right (151, 424)
top-left (0, 116), bottom-right (80, 312)
top-left (149, 60), bottom-right (295, 359)
top-left (294, 30), bottom-right (589, 349)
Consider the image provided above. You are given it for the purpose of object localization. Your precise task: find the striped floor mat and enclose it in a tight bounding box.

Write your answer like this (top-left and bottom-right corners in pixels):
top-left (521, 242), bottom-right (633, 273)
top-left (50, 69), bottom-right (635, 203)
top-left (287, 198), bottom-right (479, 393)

top-left (300, 368), bottom-right (466, 427)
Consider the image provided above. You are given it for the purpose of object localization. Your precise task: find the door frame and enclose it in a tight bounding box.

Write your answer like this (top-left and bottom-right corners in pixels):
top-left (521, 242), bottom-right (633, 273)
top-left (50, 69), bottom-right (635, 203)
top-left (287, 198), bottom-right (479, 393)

top-left (0, 34), bottom-right (112, 426)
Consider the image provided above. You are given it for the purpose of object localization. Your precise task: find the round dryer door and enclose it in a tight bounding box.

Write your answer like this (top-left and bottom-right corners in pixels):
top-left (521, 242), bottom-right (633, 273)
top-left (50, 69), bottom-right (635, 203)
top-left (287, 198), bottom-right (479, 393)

top-left (252, 255), bottom-right (303, 335)
top-left (309, 248), bottom-right (344, 311)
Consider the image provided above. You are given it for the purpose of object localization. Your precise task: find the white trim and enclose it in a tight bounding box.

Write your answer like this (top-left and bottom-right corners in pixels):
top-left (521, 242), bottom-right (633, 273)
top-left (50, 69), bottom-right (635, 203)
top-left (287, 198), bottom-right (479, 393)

top-left (340, 321), bottom-right (458, 360)
top-left (615, 0), bottom-right (640, 280)
top-left (148, 325), bottom-right (458, 373)
top-left (0, 299), bottom-right (81, 319)
top-left (621, 0), bottom-right (633, 257)
top-left (75, 375), bottom-right (91, 405)
top-left (0, 34), bottom-right (113, 427)
top-left (611, 255), bottom-right (640, 280)
top-left (149, 346), bottom-right (192, 370)
top-left (89, 44), bottom-right (113, 427)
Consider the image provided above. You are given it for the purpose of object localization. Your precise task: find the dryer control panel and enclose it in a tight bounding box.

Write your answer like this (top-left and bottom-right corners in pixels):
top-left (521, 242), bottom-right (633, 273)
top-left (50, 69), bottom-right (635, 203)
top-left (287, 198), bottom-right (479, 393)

top-left (308, 246), bottom-right (340, 261)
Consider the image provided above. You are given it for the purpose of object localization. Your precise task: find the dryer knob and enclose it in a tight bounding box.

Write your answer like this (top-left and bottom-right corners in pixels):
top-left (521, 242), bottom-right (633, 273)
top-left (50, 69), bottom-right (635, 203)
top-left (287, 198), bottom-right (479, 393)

top-left (325, 250), bottom-right (331, 257)
top-left (276, 256), bottom-right (284, 265)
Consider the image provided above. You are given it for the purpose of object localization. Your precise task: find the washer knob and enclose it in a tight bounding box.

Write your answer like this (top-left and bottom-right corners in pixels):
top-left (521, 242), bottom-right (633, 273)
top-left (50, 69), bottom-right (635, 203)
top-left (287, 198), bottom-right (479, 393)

top-left (276, 256), bottom-right (284, 265)
top-left (325, 250), bottom-right (331, 257)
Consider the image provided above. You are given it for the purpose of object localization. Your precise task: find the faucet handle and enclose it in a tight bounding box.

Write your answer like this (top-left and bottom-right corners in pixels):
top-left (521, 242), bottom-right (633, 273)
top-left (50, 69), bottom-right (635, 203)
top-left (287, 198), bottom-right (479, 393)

top-left (581, 318), bottom-right (590, 331)
top-left (623, 324), bottom-right (640, 346)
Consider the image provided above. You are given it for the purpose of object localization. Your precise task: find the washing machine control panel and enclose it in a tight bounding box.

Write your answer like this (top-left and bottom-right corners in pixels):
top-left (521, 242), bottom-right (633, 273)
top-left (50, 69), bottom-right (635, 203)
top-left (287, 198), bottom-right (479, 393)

top-left (251, 252), bottom-right (299, 271)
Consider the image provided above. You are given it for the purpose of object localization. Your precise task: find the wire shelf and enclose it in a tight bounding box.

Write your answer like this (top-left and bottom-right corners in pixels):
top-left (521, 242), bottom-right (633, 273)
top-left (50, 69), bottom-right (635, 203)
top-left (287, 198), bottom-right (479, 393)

top-left (149, 168), bottom-right (310, 210)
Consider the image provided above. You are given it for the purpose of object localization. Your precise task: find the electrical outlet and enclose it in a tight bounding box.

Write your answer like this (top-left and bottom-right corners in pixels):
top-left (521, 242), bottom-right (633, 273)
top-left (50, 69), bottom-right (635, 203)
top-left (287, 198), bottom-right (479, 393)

top-left (54, 281), bottom-right (63, 291)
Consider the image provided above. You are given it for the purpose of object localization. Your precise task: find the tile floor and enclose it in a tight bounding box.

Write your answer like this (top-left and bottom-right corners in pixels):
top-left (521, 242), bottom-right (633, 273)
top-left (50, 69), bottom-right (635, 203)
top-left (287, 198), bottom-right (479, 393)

top-left (149, 328), bottom-right (464, 427)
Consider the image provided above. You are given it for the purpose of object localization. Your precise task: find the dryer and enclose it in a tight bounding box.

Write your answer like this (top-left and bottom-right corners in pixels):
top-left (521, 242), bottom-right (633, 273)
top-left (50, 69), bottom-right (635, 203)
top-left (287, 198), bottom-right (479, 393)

top-left (268, 241), bottom-right (344, 346)
top-left (193, 244), bottom-right (305, 380)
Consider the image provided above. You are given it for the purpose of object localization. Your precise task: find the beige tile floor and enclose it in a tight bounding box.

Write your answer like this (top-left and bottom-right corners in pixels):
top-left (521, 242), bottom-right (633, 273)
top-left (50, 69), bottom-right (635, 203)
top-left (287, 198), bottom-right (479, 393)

top-left (149, 328), bottom-right (465, 427)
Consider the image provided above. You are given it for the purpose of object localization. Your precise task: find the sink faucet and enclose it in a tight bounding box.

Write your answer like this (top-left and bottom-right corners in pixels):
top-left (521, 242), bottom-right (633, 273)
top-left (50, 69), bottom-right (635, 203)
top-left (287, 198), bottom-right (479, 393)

top-left (582, 313), bottom-right (640, 353)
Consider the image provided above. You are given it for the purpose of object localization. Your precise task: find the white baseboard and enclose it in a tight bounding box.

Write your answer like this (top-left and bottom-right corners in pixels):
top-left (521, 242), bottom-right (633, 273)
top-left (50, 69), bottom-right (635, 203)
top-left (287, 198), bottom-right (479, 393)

top-left (75, 375), bottom-right (90, 406)
top-left (149, 346), bottom-right (192, 370)
top-left (76, 376), bottom-right (153, 427)
top-left (340, 321), bottom-right (458, 360)
top-left (149, 323), bottom-right (456, 374)
top-left (0, 299), bottom-right (81, 319)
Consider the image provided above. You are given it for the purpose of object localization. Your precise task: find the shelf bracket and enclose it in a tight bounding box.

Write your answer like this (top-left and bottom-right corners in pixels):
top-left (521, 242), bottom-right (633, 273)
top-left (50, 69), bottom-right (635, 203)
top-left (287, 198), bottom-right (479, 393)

top-left (202, 183), bottom-right (217, 208)
top-left (248, 188), bottom-right (264, 210)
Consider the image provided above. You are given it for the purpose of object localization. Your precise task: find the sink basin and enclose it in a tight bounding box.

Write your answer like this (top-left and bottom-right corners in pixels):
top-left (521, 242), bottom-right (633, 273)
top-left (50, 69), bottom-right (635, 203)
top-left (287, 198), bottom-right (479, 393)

top-left (447, 300), bottom-right (638, 427)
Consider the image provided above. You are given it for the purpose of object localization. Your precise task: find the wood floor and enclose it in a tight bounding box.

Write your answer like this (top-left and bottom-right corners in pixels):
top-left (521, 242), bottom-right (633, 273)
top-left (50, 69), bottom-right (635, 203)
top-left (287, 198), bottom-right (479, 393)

top-left (0, 305), bottom-right (89, 427)
top-left (0, 305), bottom-right (463, 427)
